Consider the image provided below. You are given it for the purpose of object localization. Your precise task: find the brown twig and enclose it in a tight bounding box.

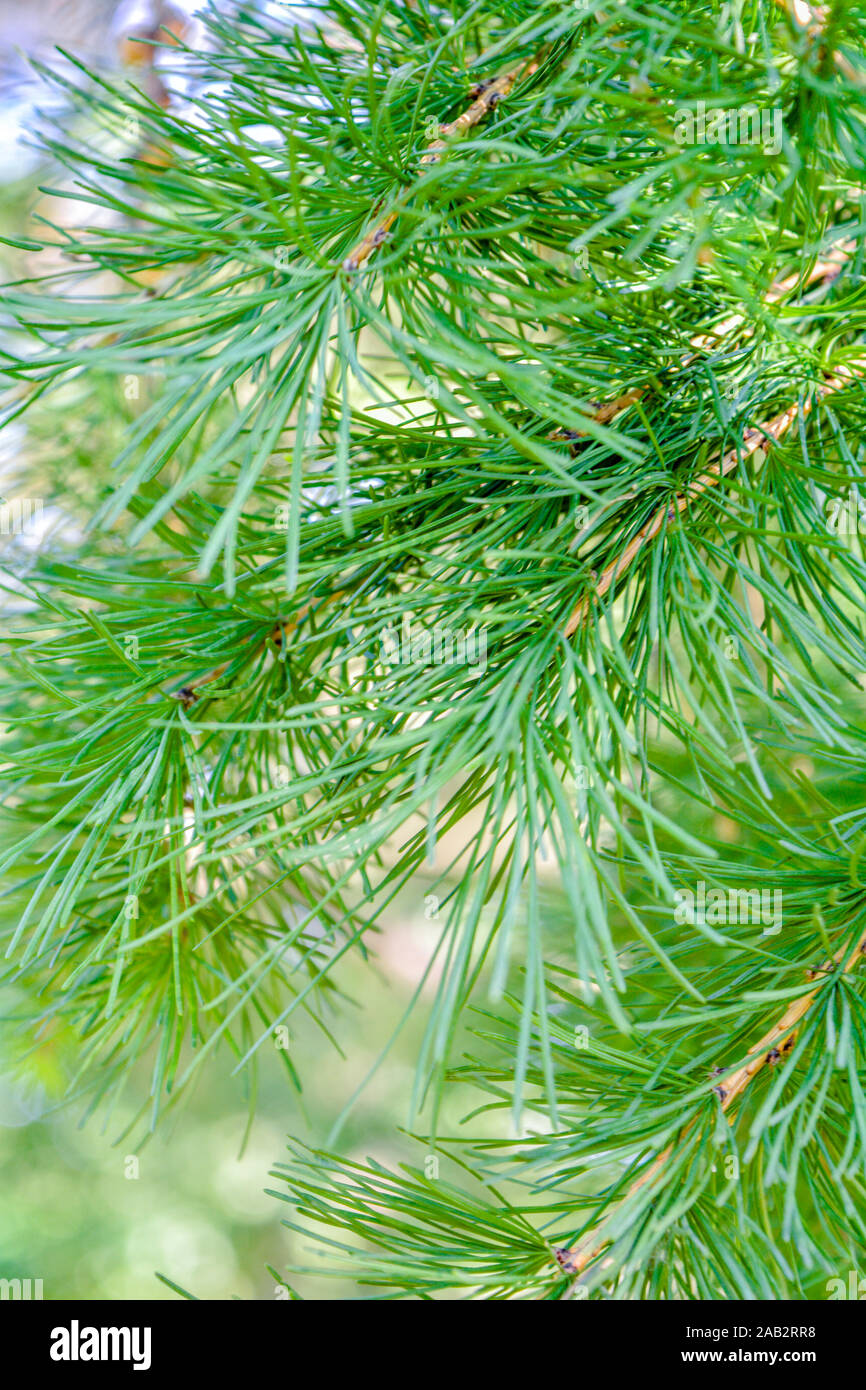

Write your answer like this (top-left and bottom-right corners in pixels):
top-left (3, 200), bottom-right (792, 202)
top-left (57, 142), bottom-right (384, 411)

top-left (342, 57), bottom-right (540, 272)
top-left (775, 0), bottom-right (829, 35)
top-left (549, 241), bottom-right (852, 447)
top-left (550, 0), bottom-right (850, 448)
top-left (563, 353), bottom-right (865, 636)
top-left (119, 0), bottom-right (192, 111)
top-left (774, 0), bottom-right (865, 88)
top-left (555, 917), bottom-right (866, 1284)
top-left (171, 595), bottom-right (340, 709)
top-left (715, 923), bottom-right (866, 1108)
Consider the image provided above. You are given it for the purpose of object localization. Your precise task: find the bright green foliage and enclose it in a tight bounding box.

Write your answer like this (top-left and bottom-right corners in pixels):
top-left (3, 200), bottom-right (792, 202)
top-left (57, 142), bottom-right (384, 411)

top-left (3, 0), bottom-right (866, 1296)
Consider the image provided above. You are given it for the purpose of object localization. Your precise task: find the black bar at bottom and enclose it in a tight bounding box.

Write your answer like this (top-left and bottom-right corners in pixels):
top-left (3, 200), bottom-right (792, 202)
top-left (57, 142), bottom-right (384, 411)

top-left (0, 1296), bottom-right (859, 1378)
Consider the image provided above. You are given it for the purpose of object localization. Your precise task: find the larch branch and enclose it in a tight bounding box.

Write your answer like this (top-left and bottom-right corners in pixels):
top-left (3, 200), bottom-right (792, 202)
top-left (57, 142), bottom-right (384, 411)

top-left (564, 352), bottom-right (864, 637)
top-left (342, 56), bottom-right (540, 272)
top-left (555, 917), bottom-right (866, 1283)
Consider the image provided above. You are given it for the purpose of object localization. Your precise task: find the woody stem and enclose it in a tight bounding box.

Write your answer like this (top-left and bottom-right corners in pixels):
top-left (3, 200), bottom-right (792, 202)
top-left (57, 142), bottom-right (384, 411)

top-left (557, 920), bottom-right (866, 1282)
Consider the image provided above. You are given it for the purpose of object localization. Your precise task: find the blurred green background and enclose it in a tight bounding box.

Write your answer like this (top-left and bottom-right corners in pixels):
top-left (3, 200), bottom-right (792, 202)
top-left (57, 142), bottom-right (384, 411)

top-left (0, 870), bottom-right (468, 1299)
